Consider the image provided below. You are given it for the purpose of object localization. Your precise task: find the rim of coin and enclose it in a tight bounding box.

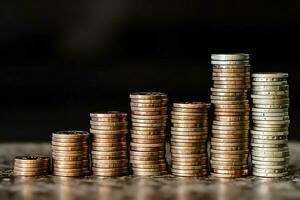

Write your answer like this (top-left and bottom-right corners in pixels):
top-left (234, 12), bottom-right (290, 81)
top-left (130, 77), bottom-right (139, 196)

top-left (53, 131), bottom-right (89, 138)
top-left (90, 111), bottom-right (127, 118)
top-left (129, 92), bottom-right (167, 99)
top-left (173, 102), bottom-right (210, 109)
top-left (252, 73), bottom-right (288, 78)
top-left (14, 156), bottom-right (50, 164)
top-left (211, 53), bottom-right (249, 61)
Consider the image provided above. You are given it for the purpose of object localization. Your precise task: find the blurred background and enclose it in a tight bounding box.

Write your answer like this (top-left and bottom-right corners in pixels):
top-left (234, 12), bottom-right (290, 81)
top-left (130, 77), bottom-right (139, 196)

top-left (0, 1), bottom-right (299, 141)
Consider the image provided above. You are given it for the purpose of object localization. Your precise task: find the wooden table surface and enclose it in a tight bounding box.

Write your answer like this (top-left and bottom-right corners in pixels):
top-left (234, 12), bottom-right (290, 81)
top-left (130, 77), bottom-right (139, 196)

top-left (0, 142), bottom-right (300, 200)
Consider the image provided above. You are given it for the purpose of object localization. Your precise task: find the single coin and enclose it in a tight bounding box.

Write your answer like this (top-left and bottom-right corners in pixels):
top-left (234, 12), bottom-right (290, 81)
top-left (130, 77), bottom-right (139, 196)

top-left (211, 60), bottom-right (249, 65)
top-left (170, 145), bottom-right (207, 150)
top-left (90, 111), bottom-right (127, 118)
top-left (132, 167), bottom-right (166, 172)
top-left (213, 72), bottom-right (250, 78)
top-left (171, 127), bottom-right (208, 132)
top-left (52, 137), bottom-right (83, 143)
top-left (131, 110), bottom-right (167, 115)
top-left (171, 130), bottom-right (208, 136)
top-left (131, 106), bottom-right (167, 112)
top-left (90, 120), bottom-right (127, 127)
top-left (251, 151), bottom-right (289, 157)
top-left (171, 111), bottom-right (207, 116)
top-left (130, 151), bottom-right (164, 156)
top-left (252, 156), bottom-right (289, 162)
top-left (131, 115), bottom-right (168, 120)
top-left (172, 160), bottom-right (207, 166)
top-left (92, 163), bottom-right (128, 168)
top-left (211, 95), bottom-right (248, 100)
top-left (251, 143), bottom-right (286, 148)
top-left (253, 126), bottom-right (289, 132)
top-left (171, 153), bottom-right (207, 158)
top-left (130, 129), bottom-right (165, 135)
top-left (93, 159), bottom-right (128, 165)
top-left (172, 157), bottom-right (208, 162)
top-left (173, 102), bottom-right (210, 109)
top-left (92, 167), bottom-right (128, 173)
top-left (14, 156), bottom-right (50, 164)
top-left (210, 172), bottom-right (247, 178)
top-left (211, 53), bottom-right (249, 61)
top-left (214, 116), bottom-right (249, 121)
top-left (131, 138), bottom-right (164, 144)
top-left (252, 81), bottom-right (288, 86)
top-left (93, 171), bottom-right (128, 177)
top-left (171, 149), bottom-right (207, 154)
top-left (90, 129), bottom-right (128, 135)
top-left (53, 171), bottom-right (82, 177)
top-left (171, 168), bottom-right (208, 174)
top-left (130, 142), bottom-right (164, 148)
top-left (132, 171), bottom-right (168, 176)
top-left (172, 123), bottom-right (208, 128)
top-left (13, 171), bottom-right (45, 176)
top-left (211, 168), bottom-right (248, 175)
top-left (212, 125), bottom-right (249, 131)
top-left (131, 118), bottom-right (167, 124)
top-left (252, 160), bottom-right (288, 166)
top-left (52, 131), bottom-right (89, 139)
top-left (251, 134), bottom-right (287, 140)
top-left (92, 146), bottom-right (127, 151)
top-left (172, 115), bottom-right (208, 120)
top-left (131, 126), bottom-right (165, 131)
top-left (90, 117), bottom-right (127, 122)
top-left (211, 137), bottom-right (248, 143)
top-left (131, 134), bottom-right (165, 140)
top-left (130, 92), bottom-right (167, 99)
top-left (252, 171), bottom-right (288, 178)
top-left (253, 77), bottom-right (287, 82)
top-left (130, 159), bottom-right (166, 165)
top-left (210, 165), bottom-right (248, 170)
top-left (252, 164), bottom-right (288, 170)
top-left (252, 91), bottom-right (289, 96)
top-left (252, 112), bottom-right (289, 117)
top-left (92, 141), bottom-right (127, 147)
top-left (90, 125), bottom-right (127, 131)
top-left (210, 160), bottom-right (247, 166)
top-left (250, 130), bottom-right (288, 136)
top-left (213, 120), bottom-right (249, 126)
top-left (252, 73), bottom-right (288, 78)
top-left (251, 146), bottom-right (289, 152)
top-left (171, 135), bottom-right (207, 140)
top-left (130, 146), bottom-right (164, 152)
top-left (130, 102), bottom-right (166, 107)
top-left (211, 145), bottom-right (248, 151)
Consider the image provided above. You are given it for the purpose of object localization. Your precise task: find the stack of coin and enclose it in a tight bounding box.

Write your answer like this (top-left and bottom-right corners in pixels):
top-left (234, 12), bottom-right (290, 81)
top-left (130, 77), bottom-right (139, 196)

top-left (129, 92), bottom-right (168, 176)
top-left (90, 111), bottom-right (129, 177)
top-left (210, 54), bottom-right (250, 178)
top-left (251, 72), bottom-right (289, 177)
top-left (52, 131), bottom-right (90, 177)
top-left (13, 156), bottom-right (50, 176)
top-left (170, 102), bottom-right (210, 177)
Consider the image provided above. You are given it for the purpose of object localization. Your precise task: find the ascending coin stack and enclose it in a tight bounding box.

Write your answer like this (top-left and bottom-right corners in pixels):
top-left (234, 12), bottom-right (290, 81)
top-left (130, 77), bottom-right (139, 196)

top-left (90, 112), bottom-right (129, 177)
top-left (129, 92), bottom-right (168, 176)
top-left (52, 131), bottom-right (90, 177)
top-left (210, 54), bottom-right (250, 178)
top-left (13, 156), bottom-right (50, 176)
top-left (170, 102), bottom-right (210, 177)
top-left (251, 73), bottom-right (290, 177)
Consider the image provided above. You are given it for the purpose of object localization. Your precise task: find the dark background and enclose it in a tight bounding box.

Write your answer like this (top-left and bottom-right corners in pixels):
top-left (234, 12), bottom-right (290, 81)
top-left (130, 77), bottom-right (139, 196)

top-left (0, 1), bottom-right (299, 141)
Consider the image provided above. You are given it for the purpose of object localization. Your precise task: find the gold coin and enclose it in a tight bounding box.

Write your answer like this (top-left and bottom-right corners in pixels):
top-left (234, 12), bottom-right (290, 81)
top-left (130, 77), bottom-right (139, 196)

top-left (52, 131), bottom-right (89, 138)
top-left (90, 111), bottom-right (127, 118)
top-left (172, 123), bottom-right (208, 128)
top-left (131, 118), bottom-right (167, 124)
top-left (131, 114), bottom-right (168, 120)
top-left (92, 171), bottom-right (128, 177)
top-left (131, 110), bottom-right (167, 115)
top-left (130, 98), bottom-right (168, 104)
top-left (90, 129), bottom-right (128, 135)
top-left (129, 92), bottom-right (167, 99)
top-left (131, 106), bottom-right (167, 112)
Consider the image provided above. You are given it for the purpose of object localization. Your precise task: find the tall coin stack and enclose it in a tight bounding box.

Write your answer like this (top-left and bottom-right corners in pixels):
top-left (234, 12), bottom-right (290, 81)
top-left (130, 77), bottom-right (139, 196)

top-left (129, 92), bottom-right (168, 176)
top-left (52, 131), bottom-right (90, 177)
top-left (170, 102), bottom-right (210, 177)
top-left (90, 112), bottom-right (129, 177)
top-left (210, 54), bottom-right (250, 178)
top-left (13, 156), bottom-right (50, 176)
top-left (251, 73), bottom-right (289, 177)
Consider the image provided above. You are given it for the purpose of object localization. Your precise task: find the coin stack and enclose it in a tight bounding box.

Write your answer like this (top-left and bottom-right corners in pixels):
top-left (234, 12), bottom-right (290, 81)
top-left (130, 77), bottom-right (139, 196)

top-left (170, 102), bottom-right (210, 177)
top-left (251, 73), bottom-right (290, 177)
top-left (129, 92), bottom-right (168, 176)
top-left (210, 54), bottom-right (250, 178)
top-left (90, 112), bottom-right (129, 177)
top-left (13, 156), bottom-right (50, 176)
top-left (52, 131), bottom-right (90, 177)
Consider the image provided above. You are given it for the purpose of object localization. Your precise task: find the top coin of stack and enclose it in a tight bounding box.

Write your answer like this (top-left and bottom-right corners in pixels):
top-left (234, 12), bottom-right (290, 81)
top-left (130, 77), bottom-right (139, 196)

top-left (13, 156), bottom-right (50, 176)
top-left (129, 92), bottom-right (168, 176)
top-left (170, 102), bottom-right (210, 177)
top-left (90, 111), bottom-right (129, 177)
top-left (52, 131), bottom-right (90, 177)
top-left (251, 72), bottom-right (289, 177)
top-left (210, 54), bottom-right (250, 178)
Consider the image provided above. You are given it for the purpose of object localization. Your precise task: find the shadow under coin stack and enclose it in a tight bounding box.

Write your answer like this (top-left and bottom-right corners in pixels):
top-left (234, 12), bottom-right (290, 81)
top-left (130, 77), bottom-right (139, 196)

top-left (13, 156), bottom-right (50, 176)
top-left (129, 92), bottom-right (168, 176)
top-left (90, 112), bottom-right (129, 177)
top-left (210, 54), bottom-right (250, 178)
top-left (251, 73), bottom-right (290, 177)
top-left (52, 131), bottom-right (90, 177)
top-left (170, 102), bottom-right (210, 177)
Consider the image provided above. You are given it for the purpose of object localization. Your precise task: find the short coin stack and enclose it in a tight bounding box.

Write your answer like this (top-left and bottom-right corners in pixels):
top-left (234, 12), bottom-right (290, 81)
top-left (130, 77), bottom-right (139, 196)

top-left (90, 112), bottom-right (129, 177)
top-left (129, 92), bottom-right (168, 176)
top-left (52, 131), bottom-right (90, 177)
top-left (251, 72), bottom-right (289, 177)
top-left (13, 156), bottom-right (50, 176)
top-left (210, 54), bottom-right (250, 178)
top-left (170, 102), bottom-right (210, 177)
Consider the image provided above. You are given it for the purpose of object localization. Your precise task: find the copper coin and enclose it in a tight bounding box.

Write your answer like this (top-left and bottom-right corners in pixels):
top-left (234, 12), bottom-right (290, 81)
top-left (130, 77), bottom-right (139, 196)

top-left (130, 151), bottom-right (164, 156)
top-left (131, 134), bottom-right (165, 140)
top-left (129, 92), bottom-right (167, 99)
top-left (92, 146), bottom-right (127, 151)
top-left (173, 102), bottom-right (210, 109)
top-left (92, 162), bottom-right (128, 168)
top-left (131, 114), bottom-right (168, 120)
top-left (90, 129), bottom-right (128, 135)
top-left (91, 150), bottom-right (127, 156)
top-left (130, 146), bottom-right (164, 152)
top-left (130, 159), bottom-right (166, 165)
top-left (131, 110), bottom-right (167, 115)
top-left (90, 117), bottom-right (127, 122)
top-left (130, 129), bottom-right (165, 135)
top-left (92, 142), bottom-right (127, 147)
top-left (90, 111), bottom-right (127, 118)
top-left (130, 102), bottom-right (167, 108)
top-left (53, 171), bottom-right (82, 177)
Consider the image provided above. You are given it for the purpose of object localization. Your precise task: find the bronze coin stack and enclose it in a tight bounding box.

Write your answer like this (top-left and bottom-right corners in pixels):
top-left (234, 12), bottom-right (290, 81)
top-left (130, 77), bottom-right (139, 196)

top-left (210, 54), bottom-right (250, 178)
top-left (52, 131), bottom-right (90, 177)
top-left (13, 156), bottom-right (50, 176)
top-left (251, 73), bottom-right (289, 177)
top-left (170, 102), bottom-right (210, 177)
top-left (90, 112), bottom-right (129, 177)
top-left (129, 92), bottom-right (168, 176)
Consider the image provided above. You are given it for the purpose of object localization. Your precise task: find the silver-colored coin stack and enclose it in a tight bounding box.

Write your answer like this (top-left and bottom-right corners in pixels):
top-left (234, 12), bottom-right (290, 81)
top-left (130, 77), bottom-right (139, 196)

top-left (210, 54), bottom-right (250, 178)
top-left (130, 92), bottom-right (168, 176)
top-left (90, 112), bottom-right (129, 177)
top-left (251, 72), bottom-right (289, 177)
top-left (170, 102), bottom-right (210, 177)
top-left (52, 131), bottom-right (90, 177)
